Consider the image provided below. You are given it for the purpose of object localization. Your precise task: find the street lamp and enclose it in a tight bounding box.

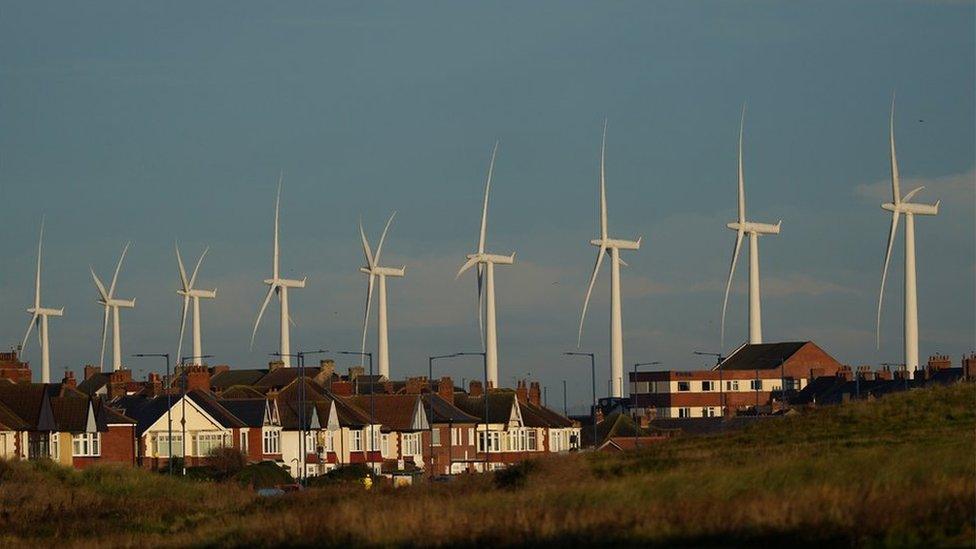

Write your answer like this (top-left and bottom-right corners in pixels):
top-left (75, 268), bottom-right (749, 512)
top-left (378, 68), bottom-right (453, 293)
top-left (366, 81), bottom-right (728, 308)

top-left (132, 353), bottom-right (172, 474)
top-left (455, 351), bottom-right (489, 473)
top-left (273, 349), bottom-right (328, 485)
top-left (632, 361), bottom-right (661, 449)
top-left (338, 350), bottom-right (375, 473)
top-left (563, 352), bottom-right (597, 449)
top-left (179, 354), bottom-right (213, 475)
top-left (428, 353), bottom-right (460, 476)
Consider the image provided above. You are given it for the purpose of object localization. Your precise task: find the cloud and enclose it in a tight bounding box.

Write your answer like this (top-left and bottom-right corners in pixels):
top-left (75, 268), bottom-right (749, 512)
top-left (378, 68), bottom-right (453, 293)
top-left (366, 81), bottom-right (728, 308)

top-left (854, 168), bottom-right (975, 204)
top-left (761, 273), bottom-right (857, 298)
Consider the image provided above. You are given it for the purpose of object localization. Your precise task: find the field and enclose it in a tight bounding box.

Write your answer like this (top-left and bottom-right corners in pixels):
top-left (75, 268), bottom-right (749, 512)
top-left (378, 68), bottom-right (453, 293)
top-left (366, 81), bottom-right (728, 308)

top-left (0, 383), bottom-right (972, 547)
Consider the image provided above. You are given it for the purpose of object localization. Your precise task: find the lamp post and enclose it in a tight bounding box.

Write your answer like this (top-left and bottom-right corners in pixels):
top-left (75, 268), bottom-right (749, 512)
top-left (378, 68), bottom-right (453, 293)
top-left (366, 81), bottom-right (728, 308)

top-left (338, 351), bottom-right (375, 473)
top-left (456, 351), bottom-right (488, 473)
top-left (632, 361), bottom-right (661, 449)
top-left (428, 353), bottom-right (460, 476)
top-left (179, 354), bottom-right (213, 475)
top-left (564, 352), bottom-right (597, 449)
top-left (273, 349), bottom-right (328, 485)
top-left (132, 353), bottom-right (171, 474)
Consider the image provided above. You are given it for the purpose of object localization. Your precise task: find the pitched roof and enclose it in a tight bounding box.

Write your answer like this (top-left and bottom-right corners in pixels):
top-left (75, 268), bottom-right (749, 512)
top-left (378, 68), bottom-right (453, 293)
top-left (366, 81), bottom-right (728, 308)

top-left (97, 402), bottom-right (137, 426)
top-left (0, 400), bottom-right (29, 431)
top-left (220, 399), bottom-right (268, 428)
top-left (50, 397), bottom-right (95, 432)
top-left (186, 390), bottom-right (245, 429)
top-left (209, 369), bottom-right (269, 391)
top-left (454, 391), bottom-right (517, 424)
top-left (219, 385), bottom-right (267, 399)
top-left (520, 401), bottom-right (575, 428)
top-left (253, 368), bottom-right (304, 389)
top-left (717, 342), bottom-right (809, 371)
top-left (348, 394), bottom-right (426, 431)
top-left (420, 394), bottom-right (480, 424)
top-left (77, 373), bottom-right (110, 395)
top-left (0, 383), bottom-right (56, 430)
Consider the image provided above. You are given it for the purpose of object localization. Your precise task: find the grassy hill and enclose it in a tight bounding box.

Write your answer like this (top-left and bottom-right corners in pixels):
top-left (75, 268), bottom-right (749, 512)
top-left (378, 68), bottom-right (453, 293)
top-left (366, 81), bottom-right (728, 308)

top-left (0, 383), bottom-right (972, 547)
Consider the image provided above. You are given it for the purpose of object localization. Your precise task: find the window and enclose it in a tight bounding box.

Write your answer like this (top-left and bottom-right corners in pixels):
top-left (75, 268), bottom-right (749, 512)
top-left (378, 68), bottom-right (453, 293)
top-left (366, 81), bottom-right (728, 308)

top-left (239, 431), bottom-right (248, 454)
top-left (28, 433), bottom-right (50, 460)
top-left (751, 379), bottom-right (762, 391)
top-left (72, 433), bottom-right (101, 457)
top-left (304, 431), bottom-right (317, 454)
top-left (50, 433), bottom-right (59, 459)
top-left (350, 430), bottom-right (363, 452)
top-left (678, 408), bottom-right (691, 418)
top-left (451, 428), bottom-right (459, 446)
top-left (477, 431), bottom-right (500, 453)
top-left (677, 381), bottom-right (690, 392)
top-left (726, 380), bottom-right (740, 391)
top-left (263, 429), bottom-right (281, 454)
top-left (195, 432), bottom-right (227, 456)
top-left (368, 428), bottom-right (381, 452)
top-left (402, 433), bottom-right (421, 456)
top-left (432, 428), bottom-right (441, 446)
top-left (322, 431), bottom-right (332, 453)
top-left (705, 407), bottom-right (717, 417)
top-left (701, 381), bottom-right (713, 392)
top-left (381, 434), bottom-right (389, 456)
top-left (157, 433), bottom-right (183, 457)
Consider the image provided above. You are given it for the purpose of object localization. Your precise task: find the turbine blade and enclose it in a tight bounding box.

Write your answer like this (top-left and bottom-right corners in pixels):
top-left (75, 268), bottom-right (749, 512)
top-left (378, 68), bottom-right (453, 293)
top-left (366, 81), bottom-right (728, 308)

top-left (176, 296), bottom-right (189, 365)
top-left (600, 119), bottom-right (608, 240)
top-left (189, 247), bottom-right (209, 289)
top-left (578, 246), bottom-right (607, 346)
top-left (477, 264), bottom-right (485, 349)
top-left (902, 186), bottom-right (925, 203)
top-left (99, 305), bottom-right (109, 370)
top-left (720, 230), bottom-right (745, 349)
top-left (109, 241), bottom-right (130, 297)
top-left (250, 285), bottom-right (276, 349)
top-left (889, 94), bottom-right (900, 204)
top-left (274, 172), bottom-right (282, 279)
top-left (21, 314), bottom-right (38, 353)
top-left (90, 267), bottom-right (109, 301)
top-left (175, 243), bottom-right (189, 290)
top-left (455, 256), bottom-right (480, 280)
top-left (375, 211), bottom-right (396, 265)
top-left (361, 274), bottom-right (375, 359)
top-left (478, 141), bottom-right (498, 254)
top-left (34, 217), bottom-right (44, 309)
top-left (738, 105), bottom-right (746, 223)
top-left (360, 218), bottom-right (374, 268)
top-left (877, 211), bottom-right (901, 349)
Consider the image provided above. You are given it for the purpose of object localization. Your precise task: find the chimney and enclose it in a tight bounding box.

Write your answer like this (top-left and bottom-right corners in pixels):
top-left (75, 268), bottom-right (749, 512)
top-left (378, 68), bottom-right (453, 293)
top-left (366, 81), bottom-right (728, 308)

top-left (84, 364), bottom-right (101, 381)
top-left (528, 382), bottom-right (541, 407)
top-left (185, 365), bottom-right (211, 392)
top-left (146, 372), bottom-right (163, 397)
top-left (963, 353), bottom-right (976, 382)
top-left (515, 380), bottom-right (528, 403)
top-left (876, 366), bottom-right (894, 381)
top-left (348, 366), bottom-right (365, 381)
top-left (856, 365), bottom-right (874, 381)
top-left (836, 365), bottom-right (853, 382)
top-left (331, 380), bottom-right (353, 396)
top-left (318, 359), bottom-right (335, 379)
top-left (594, 405), bottom-right (604, 425)
top-left (437, 376), bottom-right (454, 405)
top-left (469, 380), bottom-right (483, 397)
top-left (893, 368), bottom-right (911, 381)
top-left (926, 354), bottom-right (951, 373)
top-left (405, 377), bottom-right (426, 394)
top-left (107, 369), bottom-right (133, 399)
top-left (62, 370), bottom-right (77, 389)
top-left (268, 360), bottom-right (285, 371)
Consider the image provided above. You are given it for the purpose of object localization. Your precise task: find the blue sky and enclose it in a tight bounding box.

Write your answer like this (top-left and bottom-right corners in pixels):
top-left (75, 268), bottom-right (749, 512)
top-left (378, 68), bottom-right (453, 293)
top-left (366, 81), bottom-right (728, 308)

top-left (1, 2), bottom-right (973, 411)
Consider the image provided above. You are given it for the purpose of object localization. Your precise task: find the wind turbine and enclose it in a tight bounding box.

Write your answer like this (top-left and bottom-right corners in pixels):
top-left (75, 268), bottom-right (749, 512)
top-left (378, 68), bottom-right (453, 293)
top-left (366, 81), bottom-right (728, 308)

top-left (251, 175), bottom-right (306, 368)
top-left (176, 244), bottom-right (216, 365)
top-left (359, 212), bottom-right (405, 379)
top-left (456, 141), bottom-right (514, 388)
top-left (91, 243), bottom-right (136, 372)
top-left (720, 107), bottom-right (782, 348)
top-left (578, 122), bottom-right (641, 399)
top-left (877, 96), bottom-right (939, 377)
top-left (21, 218), bottom-right (63, 383)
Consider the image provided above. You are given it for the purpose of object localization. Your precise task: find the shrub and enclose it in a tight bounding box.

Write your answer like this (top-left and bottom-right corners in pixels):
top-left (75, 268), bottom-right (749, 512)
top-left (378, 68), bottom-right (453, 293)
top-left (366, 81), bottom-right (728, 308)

top-left (493, 459), bottom-right (538, 490)
top-left (208, 447), bottom-right (247, 480)
top-left (233, 461), bottom-right (293, 489)
top-left (307, 463), bottom-right (377, 487)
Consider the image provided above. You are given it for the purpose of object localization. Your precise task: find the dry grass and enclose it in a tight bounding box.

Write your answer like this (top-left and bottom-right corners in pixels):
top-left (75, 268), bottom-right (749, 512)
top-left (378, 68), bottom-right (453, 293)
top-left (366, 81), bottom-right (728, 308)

top-left (0, 383), bottom-right (973, 547)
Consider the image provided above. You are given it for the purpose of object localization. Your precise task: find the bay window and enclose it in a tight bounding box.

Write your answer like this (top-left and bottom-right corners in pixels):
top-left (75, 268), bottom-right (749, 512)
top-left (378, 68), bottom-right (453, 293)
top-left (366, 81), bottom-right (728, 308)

top-left (72, 433), bottom-right (101, 457)
top-left (263, 428), bottom-right (281, 454)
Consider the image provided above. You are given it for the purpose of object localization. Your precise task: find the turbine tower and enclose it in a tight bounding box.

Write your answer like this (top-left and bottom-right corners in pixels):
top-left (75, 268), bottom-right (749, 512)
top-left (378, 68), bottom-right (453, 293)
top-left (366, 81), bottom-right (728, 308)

top-left (21, 218), bottom-right (63, 383)
top-left (578, 122), bottom-right (641, 399)
top-left (91, 243), bottom-right (136, 372)
top-left (359, 212), bottom-right (405, 379)
top-left (877, 96), bottom-right (939, 377)
top-left (251, 175), bottom-right (306, 367)
top-left (176, 244), bottom-right (216, 365)
top-left (456, 141), bottom-right (515, 389)
top-left (720, 107), bottom-right (782, 348)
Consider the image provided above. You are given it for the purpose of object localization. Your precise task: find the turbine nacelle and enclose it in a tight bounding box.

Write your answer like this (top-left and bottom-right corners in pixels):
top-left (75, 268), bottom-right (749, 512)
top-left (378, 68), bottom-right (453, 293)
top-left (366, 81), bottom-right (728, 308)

top-left (589, 237), bottom-right (641, 251)
top-left (359, 266), bottom-right (405, 277)
top-left (177, 288), bottom-right (217, 299)
top-left (263, 277), bottom-right (307, 289)
top-left (881, 201), bottom-right (939, 216)
top-left (726, 221), bottom-right (781, 235)
top-left (28, 306), bottom-right (64, 317)
top-left (466, 252), bottom-right (515, 265)
top-left (99, 298), bottom-right (136, 309)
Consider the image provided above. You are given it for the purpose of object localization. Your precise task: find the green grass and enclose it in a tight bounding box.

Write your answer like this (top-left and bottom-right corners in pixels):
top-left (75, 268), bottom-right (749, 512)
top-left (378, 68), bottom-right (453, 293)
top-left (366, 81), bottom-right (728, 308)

top-left (0, 383), bottom-right (972, 547)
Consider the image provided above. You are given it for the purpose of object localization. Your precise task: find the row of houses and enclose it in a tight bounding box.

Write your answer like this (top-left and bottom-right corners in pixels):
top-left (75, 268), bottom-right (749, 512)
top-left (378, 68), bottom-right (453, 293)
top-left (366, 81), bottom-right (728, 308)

top-left (0, 354), bottom-right (581, 479)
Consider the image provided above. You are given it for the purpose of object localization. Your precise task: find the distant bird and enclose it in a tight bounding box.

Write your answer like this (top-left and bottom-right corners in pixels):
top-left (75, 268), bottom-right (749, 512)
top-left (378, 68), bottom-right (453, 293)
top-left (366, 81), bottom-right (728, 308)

top-left (91, 242), bottom-right (136, 372)
top-left (175, 244), bottom-right (216, 365)
top-left (456, 141), bottom-right (515, 389)
top-left (578, 120), bottom-right (641, 399)
top-left (359, 212), bottom-right (405, 379)
top-left (877, 94), bottom-right (940, 377)
top-left (21, 218), bottom-right (63, 383)
top-left (720, 105), bottom-right (782, 349)
top-left (251, 174), bottom-right (306, 368)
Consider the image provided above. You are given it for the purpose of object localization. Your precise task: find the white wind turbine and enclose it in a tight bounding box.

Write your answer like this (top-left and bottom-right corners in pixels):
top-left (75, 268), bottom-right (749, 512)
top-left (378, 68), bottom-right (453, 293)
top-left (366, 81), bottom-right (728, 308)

top-left (91, 243), bottom-right (136, 372)
top-left (720, 107), bottom-right (782, 348)
top-left (359, 212), bottom-right (405, 379)
top-left (176, 244), bottom-right (216, 365)
top-left (21, 218), bottom-right (63, 383)
top-left (877, 96), bottom-right (939, 377)
top-left (578, 122), bottom-right (641, 399)
top-left (251, 175), bottom-right (306, 368)
top-left (456, 141), bottom-right (515, 388)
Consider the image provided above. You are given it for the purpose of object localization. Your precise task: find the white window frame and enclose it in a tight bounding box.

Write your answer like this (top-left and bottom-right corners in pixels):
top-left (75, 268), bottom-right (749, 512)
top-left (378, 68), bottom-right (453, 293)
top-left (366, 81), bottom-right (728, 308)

top-left (678, 407), bottom-right (691, 418)
top-left (263, 428), bottom-right (281, 454)
top-left (156, 433), bottom-right (183, 458)
top-left (50, 432), bottom-right (59, 459)
top-left (72, 433), bottom-right (101, 457)
top-left (350, 430), bottom-right (363, 452)
top-left (239, 430), bottom-right (248, 453)
top-left (701, 380), bottom-right (713, 392)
